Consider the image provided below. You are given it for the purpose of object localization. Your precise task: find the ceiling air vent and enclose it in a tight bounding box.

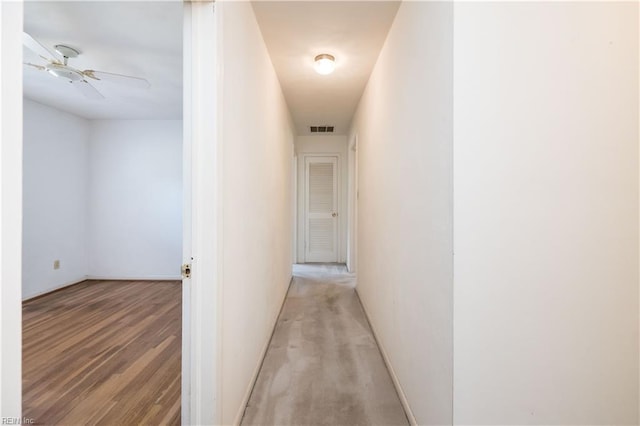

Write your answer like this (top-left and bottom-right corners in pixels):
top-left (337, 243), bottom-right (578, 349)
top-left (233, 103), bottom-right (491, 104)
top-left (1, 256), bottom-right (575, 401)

top-left (310, 126), bottom-right (335, 133)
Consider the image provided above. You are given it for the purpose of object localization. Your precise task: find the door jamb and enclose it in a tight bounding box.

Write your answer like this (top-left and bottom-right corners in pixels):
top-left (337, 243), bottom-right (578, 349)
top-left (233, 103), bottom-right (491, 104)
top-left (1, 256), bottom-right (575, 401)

top-left (0, 1), bottom-right (23, 417)
top-left (347, 135), bottom-right (358, 273)
top-left (183, 2), bottom-right (221, 424)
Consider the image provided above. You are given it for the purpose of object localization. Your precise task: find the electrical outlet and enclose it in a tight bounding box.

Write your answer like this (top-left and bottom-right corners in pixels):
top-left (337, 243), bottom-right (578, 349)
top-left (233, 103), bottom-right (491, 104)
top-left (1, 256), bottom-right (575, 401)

top-left (53, 260), bottom-right (60, 270)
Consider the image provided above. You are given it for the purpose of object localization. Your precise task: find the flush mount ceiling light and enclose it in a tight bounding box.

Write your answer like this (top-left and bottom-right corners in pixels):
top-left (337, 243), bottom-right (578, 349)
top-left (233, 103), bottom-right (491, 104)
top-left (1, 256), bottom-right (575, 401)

top-left (314, 54), bottom-right (335, 75)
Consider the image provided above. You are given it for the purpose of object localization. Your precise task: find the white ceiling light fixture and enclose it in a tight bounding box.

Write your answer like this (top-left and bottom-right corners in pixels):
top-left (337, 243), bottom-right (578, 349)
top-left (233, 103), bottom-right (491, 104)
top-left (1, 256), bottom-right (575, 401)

top-left (314, 53), bottom-right (335, 75)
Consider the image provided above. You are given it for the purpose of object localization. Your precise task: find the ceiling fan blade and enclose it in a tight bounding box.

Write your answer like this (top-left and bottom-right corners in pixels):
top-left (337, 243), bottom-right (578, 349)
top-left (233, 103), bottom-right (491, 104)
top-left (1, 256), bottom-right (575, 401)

top-left (23, 32), bottom-right (58, 62)
top-left (83, 70), bottom-right (150, 89)
top-left (23, 62), bottom-right (46, 71)
top-left (72, 80), bottom-right (105, 100)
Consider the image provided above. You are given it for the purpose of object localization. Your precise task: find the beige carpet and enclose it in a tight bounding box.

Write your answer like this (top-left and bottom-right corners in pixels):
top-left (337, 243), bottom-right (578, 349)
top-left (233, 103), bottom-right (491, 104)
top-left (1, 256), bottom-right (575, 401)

top-left (241, 263), bottom-right (409, 426)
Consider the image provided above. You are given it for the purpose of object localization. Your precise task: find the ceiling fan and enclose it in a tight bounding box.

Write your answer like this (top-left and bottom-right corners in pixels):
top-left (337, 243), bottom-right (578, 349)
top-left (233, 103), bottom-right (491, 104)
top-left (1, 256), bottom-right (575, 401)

top-left (23, 32), bottom-right (150, 100)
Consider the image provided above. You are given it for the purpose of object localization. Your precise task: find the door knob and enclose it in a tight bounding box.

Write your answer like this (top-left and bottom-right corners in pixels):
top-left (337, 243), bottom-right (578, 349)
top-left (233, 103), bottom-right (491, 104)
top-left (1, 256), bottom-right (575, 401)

top-left (332, 212), bottom-right (337, 217)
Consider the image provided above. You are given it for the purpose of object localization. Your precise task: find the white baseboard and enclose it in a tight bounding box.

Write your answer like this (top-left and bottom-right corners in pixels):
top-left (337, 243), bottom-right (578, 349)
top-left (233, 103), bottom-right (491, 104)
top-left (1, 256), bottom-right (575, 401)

top-left (355, 289), bottom-right (418, 426)
top-left (86, 275), bottom-right (182, 281)
top-left (23, 275), bottom-right (182, 300)
top-left (233, 275), bottom-right (294, 426)
top-left (23, 277), bottom-right (88, 301)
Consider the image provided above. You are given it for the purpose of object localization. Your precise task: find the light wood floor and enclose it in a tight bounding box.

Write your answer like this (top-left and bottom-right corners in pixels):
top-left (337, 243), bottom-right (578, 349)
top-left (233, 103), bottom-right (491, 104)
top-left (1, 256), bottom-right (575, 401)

top-left (23, 280), bottom-right (181, 426)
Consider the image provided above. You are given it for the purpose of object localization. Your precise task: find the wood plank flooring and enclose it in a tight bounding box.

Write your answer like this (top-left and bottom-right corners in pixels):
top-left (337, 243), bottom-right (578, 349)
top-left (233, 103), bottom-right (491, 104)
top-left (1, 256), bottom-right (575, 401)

top-left (23, 280), bottom-right (181, 426)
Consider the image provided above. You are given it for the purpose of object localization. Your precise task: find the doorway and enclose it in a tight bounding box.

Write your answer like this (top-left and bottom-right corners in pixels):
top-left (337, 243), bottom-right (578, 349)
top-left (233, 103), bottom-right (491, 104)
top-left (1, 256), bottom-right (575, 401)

top-left (20, 2), bottom-right (186, 424)
top-left (304, 156), bottom-right (340, 263)
top-left (295, 135), bottom-right (349, 265)
top-left (4, 1), bottom-right (218, 422)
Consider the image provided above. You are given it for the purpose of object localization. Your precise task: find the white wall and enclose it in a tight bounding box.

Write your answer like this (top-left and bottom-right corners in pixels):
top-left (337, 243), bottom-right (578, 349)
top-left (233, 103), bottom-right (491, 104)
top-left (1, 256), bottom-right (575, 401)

top-left (453, 2), bottom-right (639, 424)
top-left (295, 135), bottom-right (348, 263)
top-left (22, 115), bottom-right (182, 299)
top-left (88, 120), bottom-right (182, 279)
top-left (348, 2), bottom-right (453, 424)
top-left (23, 115), bottom-right (182, 297)
top-left (22, 99), bottom-right (90, 299)
top-left (219, 2), bottom-right (295, 424)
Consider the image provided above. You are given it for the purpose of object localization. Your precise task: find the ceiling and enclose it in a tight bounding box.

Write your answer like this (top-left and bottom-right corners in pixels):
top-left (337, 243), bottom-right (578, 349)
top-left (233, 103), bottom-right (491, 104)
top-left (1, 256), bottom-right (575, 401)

top-left (252, 1), bottom-right (401, 135)
top-left (23, 2), bottom-right (398, 127)
top-left (23, 1), bottom-right (183, 120)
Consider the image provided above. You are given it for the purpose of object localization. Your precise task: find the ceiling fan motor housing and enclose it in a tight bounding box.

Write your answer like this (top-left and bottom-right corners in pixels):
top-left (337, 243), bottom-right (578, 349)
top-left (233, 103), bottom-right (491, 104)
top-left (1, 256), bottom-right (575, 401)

top-left (46, 64), bottom-right (84, 82)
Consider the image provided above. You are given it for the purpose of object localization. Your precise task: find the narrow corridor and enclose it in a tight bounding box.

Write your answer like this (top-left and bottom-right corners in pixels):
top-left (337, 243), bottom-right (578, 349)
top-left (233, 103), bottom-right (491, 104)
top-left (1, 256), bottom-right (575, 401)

top-left (241, 264), bottom-right (408, 426)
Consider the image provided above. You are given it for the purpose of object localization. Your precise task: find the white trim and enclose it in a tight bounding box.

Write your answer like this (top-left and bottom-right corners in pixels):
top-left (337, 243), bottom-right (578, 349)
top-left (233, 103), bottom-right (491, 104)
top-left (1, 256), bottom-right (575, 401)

top-left (0, 1), bottom-right (23, 418)
top-left (86, 276), bottom-right (182, 281)
top-left (637, 3), bottom-right (640, 422)
top-left (355, 289), bottom-right (417, 426)
top-left (184, 2), bottom-right (221, 425)
top-left (233, 276), bottom-right (293, 426)
top-left (347, 134), bottom-right (358, 273)
top-left (182, 2), bottom-right (194, 424)
top-left (292, 155), bottom-right (298, 264)
top-left (22, 278), bottom-right (87, 301)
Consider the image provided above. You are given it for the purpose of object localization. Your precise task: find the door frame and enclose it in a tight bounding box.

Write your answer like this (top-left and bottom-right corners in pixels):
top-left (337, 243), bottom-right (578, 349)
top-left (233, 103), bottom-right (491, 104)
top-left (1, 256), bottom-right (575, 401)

top-left (0, 1), bottom-right (222, 421)
top-left (292, 155), bottom-right (298, 264)
top-left (300, 153), bottom-right (341, 263)
top-left (183, 1), bottom-right (221, 424)
top-left (347, 134), bottom-right (358, 273)
top-left (0, 1), bottom-right (24, 417)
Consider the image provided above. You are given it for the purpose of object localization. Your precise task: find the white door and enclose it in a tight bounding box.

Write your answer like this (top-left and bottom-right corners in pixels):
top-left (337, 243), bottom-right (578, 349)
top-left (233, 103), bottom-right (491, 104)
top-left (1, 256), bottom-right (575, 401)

top-left (305, 156), bottom-right (338, 262)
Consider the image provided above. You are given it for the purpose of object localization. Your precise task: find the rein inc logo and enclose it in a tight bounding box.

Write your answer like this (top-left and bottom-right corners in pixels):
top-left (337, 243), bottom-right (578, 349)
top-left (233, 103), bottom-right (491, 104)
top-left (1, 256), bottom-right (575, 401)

top-left (1, 418), bottom-right (34, 425)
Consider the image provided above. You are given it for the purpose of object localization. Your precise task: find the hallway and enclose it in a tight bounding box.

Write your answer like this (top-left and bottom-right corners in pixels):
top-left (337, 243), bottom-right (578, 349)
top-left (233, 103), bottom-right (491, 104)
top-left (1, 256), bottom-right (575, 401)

top-left (0, 1), bottom-right (637, 424)
top-left (241, 264), bottom-right (408, 426)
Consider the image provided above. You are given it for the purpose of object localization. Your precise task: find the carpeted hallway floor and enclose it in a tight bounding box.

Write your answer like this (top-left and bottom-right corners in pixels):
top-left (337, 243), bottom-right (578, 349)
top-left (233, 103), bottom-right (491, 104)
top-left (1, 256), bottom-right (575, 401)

top-left (241, 263), bottom-right (409, 426)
